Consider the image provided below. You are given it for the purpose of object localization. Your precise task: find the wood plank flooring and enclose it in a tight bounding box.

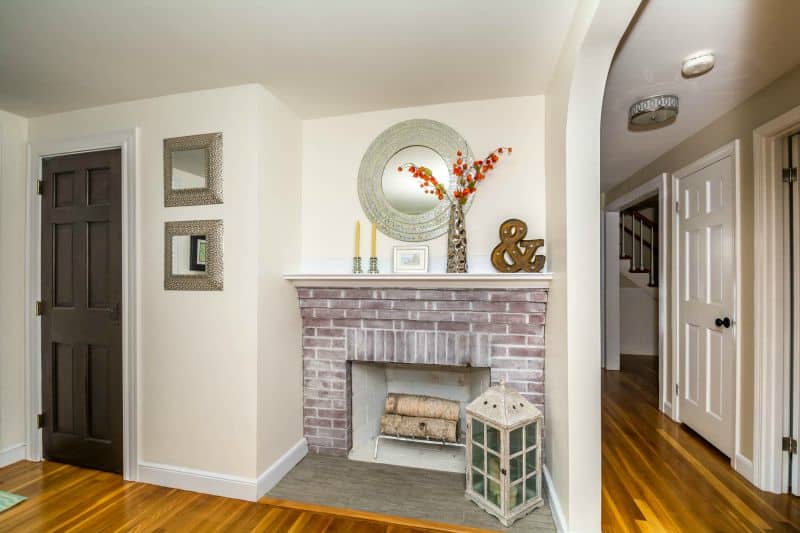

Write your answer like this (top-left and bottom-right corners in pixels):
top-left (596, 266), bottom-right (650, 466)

top-left (0, 460), bottom-right (492, 532)
top-left (603, 354), bottom-right (800, 532)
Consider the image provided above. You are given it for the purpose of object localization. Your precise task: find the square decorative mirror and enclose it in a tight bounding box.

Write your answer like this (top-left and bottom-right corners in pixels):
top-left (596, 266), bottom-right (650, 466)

top-left (164, 132), bottom-right (223, 206)
top-left (165, 220), bottom-right (223, 291)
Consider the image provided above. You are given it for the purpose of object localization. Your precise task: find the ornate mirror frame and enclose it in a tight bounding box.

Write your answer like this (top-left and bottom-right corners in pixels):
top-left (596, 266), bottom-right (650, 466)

top-left (164, 219), bottom-right (224, 291)
top-left (164, 132), bottom-right (223, 207)
top-left (358, 119), bottom-right (473, 242)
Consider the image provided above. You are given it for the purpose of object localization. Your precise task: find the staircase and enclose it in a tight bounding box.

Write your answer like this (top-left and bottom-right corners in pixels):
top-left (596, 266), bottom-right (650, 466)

top-left (619, 209), bottom-right (658, 295)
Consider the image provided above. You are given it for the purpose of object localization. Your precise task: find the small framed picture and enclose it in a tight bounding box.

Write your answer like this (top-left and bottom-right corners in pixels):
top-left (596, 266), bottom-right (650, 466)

top-left (190, 235), bottom-right (207, 272)
top-left (393, 245), bottom-right (429, 273)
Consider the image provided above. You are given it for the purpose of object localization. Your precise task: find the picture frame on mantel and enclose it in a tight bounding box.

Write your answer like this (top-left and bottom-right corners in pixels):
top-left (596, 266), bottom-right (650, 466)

top-left (392, 245), bottom-right (429, 273)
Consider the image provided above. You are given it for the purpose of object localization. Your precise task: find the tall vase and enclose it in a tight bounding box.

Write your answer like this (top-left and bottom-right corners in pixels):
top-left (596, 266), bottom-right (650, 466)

top-left (447, 201), bottom-right (468, 273)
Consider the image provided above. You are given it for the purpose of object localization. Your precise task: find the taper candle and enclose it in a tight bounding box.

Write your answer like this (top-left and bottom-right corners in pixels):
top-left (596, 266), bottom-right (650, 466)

top-left (371, 223), bottom-right (377, 257)
top-left (354, 221), bottom-right (361, 257)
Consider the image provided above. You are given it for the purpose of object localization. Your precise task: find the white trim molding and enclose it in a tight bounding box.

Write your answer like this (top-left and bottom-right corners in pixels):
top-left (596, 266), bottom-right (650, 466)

top-left (753, 103), bottom-right (800, 493)
top-left (543, 465), bottom-right (566, 533)
top-left (256, 438), bottom-right (308, 498)
top-left (671, 140), bottom-right (744, 474)
top-left (25, 129), bottom-right (139, 481)
top-left (138, 438), bottom-right (307, 502)
top-left (0, 443), bottom-right (27, 468)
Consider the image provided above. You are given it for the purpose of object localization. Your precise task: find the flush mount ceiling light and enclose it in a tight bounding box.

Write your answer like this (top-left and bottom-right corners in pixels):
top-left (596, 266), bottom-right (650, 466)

top-left (682, 52), bottom-right (715, 77)
top-left (628, 94), bottom-right (679, 126)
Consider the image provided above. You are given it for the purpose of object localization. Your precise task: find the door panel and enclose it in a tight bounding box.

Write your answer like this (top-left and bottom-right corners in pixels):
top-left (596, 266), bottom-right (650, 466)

top-left (41, 149), bottom-right (123, 473)
top-left (677, 153), bottom-right (736, 458)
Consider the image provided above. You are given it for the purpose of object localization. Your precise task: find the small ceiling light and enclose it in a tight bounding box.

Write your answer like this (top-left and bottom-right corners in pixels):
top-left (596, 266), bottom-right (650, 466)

top-left (682, 52), bottom-right (715, 77)
top-left (629, 95), bottom-right (679, 126)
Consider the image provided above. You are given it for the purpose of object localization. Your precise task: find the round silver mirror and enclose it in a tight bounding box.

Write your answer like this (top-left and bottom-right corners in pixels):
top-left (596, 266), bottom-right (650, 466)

top-left (358, 119), bottom-right (473, 242)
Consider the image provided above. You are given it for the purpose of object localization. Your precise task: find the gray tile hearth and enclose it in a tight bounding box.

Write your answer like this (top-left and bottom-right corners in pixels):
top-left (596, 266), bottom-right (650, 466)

top-left (268, 454), bottom-right (557, 532)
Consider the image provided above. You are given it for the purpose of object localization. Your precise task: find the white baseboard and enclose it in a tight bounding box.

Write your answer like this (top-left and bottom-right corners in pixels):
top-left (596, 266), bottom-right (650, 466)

top-left (0, 443), bottom-right (27, 468)
top-left (137, 438), bottom-right (308, 502)
top-left (257, 438), bottom-right (308, 498)
top-left (543, 464), bottom-right (567, 533)
top-left (662, 400), bottom-right (672, 417)
top-left (734, 452), bottom-right (754, 484)
top-left (138, 461), bottom-right (259, 501)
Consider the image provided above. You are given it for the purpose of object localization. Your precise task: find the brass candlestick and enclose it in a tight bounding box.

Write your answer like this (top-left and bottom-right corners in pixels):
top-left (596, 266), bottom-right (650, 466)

top-left (353, 256), bottom-right (363, 274)
top-left (368, 256), bottom-right (379, 274)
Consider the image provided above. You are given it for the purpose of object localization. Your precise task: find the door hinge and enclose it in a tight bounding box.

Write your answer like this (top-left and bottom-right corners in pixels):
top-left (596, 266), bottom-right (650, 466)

top-left (783, 167), bottom-right (798, 183)
top-left (675, 383), bottom-right (679, 396)
top-left (36, 413), bottom-right (44, 429)
top-left (37, 179), bottom-right (44, 195)
top-left (35, 300), bottom-right (45, 316)
top-left (783, 436), bottom-right (798, 454)
top-left (675, 201), bottom-right (680, 214)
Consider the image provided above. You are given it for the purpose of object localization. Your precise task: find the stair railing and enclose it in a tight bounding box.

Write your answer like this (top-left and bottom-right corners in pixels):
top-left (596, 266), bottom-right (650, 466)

top-left (619, 209), bottom-right (658, 287)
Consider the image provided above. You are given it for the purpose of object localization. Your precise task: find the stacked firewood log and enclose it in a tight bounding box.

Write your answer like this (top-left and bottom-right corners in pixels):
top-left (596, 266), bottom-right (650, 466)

top-left (379, 393), bottom-right (460, 443)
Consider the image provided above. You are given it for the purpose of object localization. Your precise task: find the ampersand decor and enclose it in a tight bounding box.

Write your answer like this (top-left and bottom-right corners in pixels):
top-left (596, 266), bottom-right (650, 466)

top-left (491, 218), bottom-right (545, 273)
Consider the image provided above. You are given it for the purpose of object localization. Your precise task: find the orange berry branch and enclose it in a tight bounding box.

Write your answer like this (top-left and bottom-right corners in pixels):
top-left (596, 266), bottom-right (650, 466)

top-left (397, 147), bottom-right (512, 205)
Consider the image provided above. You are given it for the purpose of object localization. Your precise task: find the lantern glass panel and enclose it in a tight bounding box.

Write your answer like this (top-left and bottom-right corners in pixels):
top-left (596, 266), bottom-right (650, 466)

top-left (526, 422), bottom-right (537, 448)
top-left (486, 425), bottom-right (500, 452)
top-left (510, 454), bottom-right (523, 482)
top-left (526, 474), bottom-right (538, 500)
top-left (472, 418), bottom-right (484, 445)
top-left (487, 451), bottom-right (501, 479)
top-left (510, 427), bottom-right (523, 454)
top-left (472, 444), bottom-right (485, 470)
top-left (510, 481), bottom-right (524, 509)
top-left (488, 478), bottom-right (501, 508)
top-left (472, 469), bottom-right (485, 496)
top-left (526, 449), bottom-right (537, 474)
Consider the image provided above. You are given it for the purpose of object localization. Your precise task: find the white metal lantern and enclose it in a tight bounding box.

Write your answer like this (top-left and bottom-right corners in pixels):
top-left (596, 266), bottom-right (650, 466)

top-left (465, 379), bottom-right (543, 526)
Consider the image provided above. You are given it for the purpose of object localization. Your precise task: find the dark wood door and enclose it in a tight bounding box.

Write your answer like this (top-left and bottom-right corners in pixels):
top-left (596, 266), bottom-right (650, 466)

top-left (41, 149), bottom-right (123, 473)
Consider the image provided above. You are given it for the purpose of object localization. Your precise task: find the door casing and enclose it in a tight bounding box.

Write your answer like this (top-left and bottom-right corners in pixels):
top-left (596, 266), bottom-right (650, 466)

top-left (25, 129), bottom-right (139, 481)
top-left (671, 140), bottom-right (744, 476)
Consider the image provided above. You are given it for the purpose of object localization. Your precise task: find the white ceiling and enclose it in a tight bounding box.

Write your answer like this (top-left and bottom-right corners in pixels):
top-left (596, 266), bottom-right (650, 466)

top-left (0, 0), bottom-right (578, 119)
top-left (601, 0), bottom-right (800, 191)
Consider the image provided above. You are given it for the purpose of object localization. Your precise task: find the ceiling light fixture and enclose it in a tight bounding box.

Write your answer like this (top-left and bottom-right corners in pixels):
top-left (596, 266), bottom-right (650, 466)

top-left (682, 52), bottom-right (715, 77)
top-left (628, 94), bottom-right (679, 126)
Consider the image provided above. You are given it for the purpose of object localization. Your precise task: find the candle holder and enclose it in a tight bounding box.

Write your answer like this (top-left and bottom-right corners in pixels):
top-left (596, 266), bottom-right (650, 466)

top-left (353, 256), bottom-right (363, 274)
top-left (368, 256), bottom-right (379, 274)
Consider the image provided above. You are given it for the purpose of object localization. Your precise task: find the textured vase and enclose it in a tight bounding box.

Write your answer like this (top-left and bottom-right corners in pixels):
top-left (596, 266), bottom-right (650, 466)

top-left (447, 201), bottom-right (468, 273)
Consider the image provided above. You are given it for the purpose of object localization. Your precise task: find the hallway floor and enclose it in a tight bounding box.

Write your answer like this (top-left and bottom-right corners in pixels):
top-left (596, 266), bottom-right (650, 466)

top-left (602, 354), bottom-right (800, 531)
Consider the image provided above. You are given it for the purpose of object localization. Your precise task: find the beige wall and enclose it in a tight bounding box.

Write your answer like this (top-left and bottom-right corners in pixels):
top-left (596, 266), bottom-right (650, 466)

top-left (300, 96), bottom-right (546, 272)
top-left (606, 64), bottom-right (800, 460)
top-left (0, 109), bottom-right (28, 455)
top-left (27, 84), bottom-right (304, 479)
top-left (256, 87), bottom-right (304, 472)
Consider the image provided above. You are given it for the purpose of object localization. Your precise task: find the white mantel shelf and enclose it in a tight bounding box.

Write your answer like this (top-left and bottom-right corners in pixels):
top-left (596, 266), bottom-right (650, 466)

top-left (283, 272), bottom-right (552, 289)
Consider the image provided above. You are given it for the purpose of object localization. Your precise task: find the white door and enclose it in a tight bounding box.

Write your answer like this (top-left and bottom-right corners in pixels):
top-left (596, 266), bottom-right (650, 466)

top-left (675, 148), bottom-right (736, 458)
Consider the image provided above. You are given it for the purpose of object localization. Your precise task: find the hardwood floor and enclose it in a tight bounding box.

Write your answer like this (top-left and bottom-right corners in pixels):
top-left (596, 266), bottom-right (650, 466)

top-left (0, 460), bottom-right (495, 532)
top-left (603, 354), bottom-right (800, 532)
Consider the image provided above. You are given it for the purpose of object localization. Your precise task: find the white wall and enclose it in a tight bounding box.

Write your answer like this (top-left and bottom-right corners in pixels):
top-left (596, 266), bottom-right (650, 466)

top-left (619, 288), bottom-right (658, 356)
top-left (27, 85), bottom-right (304, 483)
top-left (0, 109), bottom-right (28, 460)
top-left (544, 0), bottom-right (640, 531)
top-left (300, 96), bottom-right (546, 273)
top-left (256, 87), bottom-right (305, 474)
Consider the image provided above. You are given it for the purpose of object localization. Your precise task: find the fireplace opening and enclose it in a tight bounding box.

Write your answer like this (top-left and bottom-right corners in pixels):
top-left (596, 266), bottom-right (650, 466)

top-left (350, 362), bottom-right (491, 473)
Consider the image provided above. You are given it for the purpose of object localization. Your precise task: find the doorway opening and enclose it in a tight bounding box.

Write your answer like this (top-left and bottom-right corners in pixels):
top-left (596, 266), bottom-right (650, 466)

top-left (26, 130), bottom-right (138, 481)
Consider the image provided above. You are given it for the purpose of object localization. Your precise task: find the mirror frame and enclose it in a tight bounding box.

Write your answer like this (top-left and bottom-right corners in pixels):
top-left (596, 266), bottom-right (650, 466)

top-left (164, 132), bottom-right (223, 207)
top-left (164, 219), bottom-right (223, 291)
top-left (358, 119), bottom-right (473, 242)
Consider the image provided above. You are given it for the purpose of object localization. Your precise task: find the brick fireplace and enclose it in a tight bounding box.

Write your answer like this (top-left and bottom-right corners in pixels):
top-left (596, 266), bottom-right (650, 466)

top-left (296, 286), bottom-right (548, 457)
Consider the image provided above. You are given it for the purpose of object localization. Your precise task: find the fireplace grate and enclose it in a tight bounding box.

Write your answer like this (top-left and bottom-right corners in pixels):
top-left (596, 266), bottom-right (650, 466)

top-left (373, 434), bottom-right (466, 460)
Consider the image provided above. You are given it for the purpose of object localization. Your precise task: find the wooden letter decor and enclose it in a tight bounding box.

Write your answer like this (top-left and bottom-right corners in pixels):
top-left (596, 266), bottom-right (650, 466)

top-left (491, 218), bottom-right (545, 273)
